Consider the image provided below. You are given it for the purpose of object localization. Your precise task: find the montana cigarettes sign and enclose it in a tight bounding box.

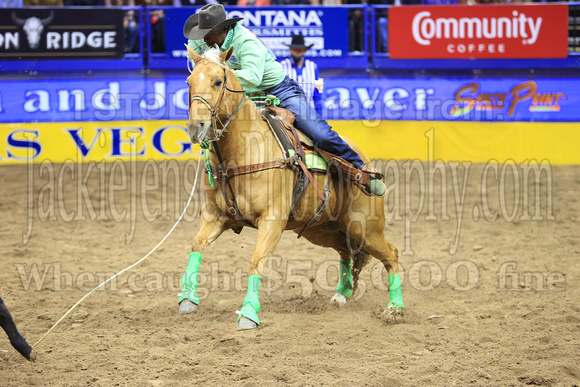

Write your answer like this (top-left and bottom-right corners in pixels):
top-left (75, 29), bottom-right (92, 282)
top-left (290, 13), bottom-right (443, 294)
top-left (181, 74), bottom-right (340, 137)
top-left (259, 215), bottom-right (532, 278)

top-left (388, 4), bottom-right (568, 59)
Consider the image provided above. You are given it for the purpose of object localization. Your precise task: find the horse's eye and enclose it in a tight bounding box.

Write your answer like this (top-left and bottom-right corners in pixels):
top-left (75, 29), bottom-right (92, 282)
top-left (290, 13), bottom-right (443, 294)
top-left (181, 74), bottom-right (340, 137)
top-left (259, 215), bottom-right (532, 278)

top-left (214, 79), bottom-right (222, 87)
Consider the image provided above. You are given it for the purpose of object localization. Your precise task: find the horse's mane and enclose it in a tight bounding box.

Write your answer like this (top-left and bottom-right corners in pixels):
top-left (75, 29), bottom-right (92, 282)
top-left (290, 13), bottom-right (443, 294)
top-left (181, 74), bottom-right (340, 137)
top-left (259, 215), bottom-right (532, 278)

top-left (202, 46), bottom-right (226, 69)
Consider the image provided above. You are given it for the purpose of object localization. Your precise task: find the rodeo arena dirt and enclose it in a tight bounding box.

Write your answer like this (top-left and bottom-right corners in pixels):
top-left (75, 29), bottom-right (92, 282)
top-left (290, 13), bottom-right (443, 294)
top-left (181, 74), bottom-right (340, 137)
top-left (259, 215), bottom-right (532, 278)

top-left (1, 159), bottom-right (580, 386)
top-left (2, 2), bottom-right (580, 387)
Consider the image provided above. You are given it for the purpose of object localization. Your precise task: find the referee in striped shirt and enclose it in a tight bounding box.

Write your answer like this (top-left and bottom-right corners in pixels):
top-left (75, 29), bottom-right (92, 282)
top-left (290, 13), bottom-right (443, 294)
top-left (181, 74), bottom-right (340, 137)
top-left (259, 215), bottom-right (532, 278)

top-left (279, 34), bottom-right (323, 116)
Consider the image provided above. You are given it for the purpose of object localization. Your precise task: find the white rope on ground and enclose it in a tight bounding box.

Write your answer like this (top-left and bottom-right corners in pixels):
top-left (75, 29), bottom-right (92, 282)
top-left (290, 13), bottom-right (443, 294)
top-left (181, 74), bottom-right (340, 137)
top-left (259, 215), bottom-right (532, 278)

top-left (32, 159), bottom-right (203, 349)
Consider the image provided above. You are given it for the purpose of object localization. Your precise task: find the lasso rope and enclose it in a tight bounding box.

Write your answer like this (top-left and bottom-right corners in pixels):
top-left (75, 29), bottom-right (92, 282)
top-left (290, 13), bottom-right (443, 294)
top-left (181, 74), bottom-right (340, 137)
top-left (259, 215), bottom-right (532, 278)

top-left (32, 158), bottom-right (203, 349)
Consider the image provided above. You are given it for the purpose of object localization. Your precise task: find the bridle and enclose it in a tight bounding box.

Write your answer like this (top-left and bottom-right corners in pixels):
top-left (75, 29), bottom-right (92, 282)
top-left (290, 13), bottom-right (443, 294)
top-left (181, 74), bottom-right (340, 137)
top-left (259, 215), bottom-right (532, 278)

top-left (187, 60), bottom-right (256, 229)
top-left (188, 63), bottom-right (246, 143)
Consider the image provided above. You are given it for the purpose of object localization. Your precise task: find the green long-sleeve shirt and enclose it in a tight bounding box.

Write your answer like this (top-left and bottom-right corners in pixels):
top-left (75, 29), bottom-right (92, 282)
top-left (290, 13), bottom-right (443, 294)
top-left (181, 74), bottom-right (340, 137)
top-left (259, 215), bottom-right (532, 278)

top-left (188, 24), bottom-right (285, 93)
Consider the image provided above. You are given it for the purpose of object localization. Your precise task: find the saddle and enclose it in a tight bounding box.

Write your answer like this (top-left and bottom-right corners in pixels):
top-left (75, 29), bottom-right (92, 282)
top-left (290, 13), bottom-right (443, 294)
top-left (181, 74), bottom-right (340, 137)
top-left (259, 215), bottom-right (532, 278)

top-left (204, 101), bottom-right (385, 237)
top-left (260, 107), bottom-right (385, 196)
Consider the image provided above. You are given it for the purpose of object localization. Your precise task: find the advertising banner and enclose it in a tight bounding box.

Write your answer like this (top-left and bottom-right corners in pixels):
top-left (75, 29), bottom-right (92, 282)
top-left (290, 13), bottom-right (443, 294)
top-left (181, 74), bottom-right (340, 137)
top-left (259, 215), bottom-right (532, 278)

top-left (0, 76), bottom-right (578, 123)
top-left (388, 4), bottom-right (568, 59)
top-left (2, 119), bottom-right (580, 165)
top-left (321, 78), bottom-right (577, 122)
top-left (0, 8), bottom-right (124, 60)
top-left (0, 120), bottom-right (198, 164)
top-left (165, 6), bottom-right (350, 61)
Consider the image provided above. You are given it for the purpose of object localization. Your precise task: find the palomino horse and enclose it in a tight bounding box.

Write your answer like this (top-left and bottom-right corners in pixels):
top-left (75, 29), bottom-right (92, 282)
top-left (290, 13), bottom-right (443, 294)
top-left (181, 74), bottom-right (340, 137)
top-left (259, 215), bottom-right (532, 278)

top-left (179, 45), bottom-right (404, 330)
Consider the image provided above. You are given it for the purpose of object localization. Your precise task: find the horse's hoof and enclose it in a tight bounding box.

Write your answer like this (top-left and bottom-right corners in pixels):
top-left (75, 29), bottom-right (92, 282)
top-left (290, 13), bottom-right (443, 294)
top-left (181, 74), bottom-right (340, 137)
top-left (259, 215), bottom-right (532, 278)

top-left (179, 300), bottom-right (198, 315)
top-left (330, 293), bottom-right (347, 307)
top-left (27, 349), bottom-right (37, 362)
top-left (237, 316), bottom-right (258, 331)
top-left (382, 304), bottom-right (405, 322)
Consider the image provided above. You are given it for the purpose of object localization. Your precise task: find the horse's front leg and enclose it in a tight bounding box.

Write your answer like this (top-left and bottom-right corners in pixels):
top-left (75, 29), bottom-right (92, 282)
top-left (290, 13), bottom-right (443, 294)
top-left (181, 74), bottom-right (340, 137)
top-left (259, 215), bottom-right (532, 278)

top-left (237, 216), bottom-right (286, 330)
top-left (178, 205), bottom-right (228, 315)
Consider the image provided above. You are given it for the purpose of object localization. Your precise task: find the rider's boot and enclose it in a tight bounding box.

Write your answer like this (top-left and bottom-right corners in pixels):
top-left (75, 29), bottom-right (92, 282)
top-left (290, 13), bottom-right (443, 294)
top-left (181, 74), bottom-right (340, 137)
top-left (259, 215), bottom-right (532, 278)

top-left (364, 176), bottom-right (387, 197)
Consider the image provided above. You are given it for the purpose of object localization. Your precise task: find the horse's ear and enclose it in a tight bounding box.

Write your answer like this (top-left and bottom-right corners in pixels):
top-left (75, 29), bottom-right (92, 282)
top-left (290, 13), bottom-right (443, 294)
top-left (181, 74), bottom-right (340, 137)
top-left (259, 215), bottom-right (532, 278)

top-left (220, 47), bottom-right (234, 63)
top-left (185, 43), bottom-right (202, 64)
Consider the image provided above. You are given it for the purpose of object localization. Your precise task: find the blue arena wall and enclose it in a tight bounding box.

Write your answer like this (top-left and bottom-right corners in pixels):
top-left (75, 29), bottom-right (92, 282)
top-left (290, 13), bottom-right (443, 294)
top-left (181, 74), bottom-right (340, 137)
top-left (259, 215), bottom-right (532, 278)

top-left (1, 75), bottom-right (579, 123)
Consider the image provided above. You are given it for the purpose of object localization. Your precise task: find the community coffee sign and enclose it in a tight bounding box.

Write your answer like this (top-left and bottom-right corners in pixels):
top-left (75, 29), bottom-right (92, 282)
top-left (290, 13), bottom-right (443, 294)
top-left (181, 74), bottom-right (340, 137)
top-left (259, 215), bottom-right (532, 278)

top-left (389, 4), bottom-right (568, 59)
top-left (0, 8), bottom-right (124, 60)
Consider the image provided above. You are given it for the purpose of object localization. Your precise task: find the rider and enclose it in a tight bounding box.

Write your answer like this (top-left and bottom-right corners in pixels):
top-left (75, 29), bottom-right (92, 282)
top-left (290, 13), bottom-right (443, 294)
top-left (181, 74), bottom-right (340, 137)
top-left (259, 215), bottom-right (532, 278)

top-left (183, 4), bottom-right (386, 196)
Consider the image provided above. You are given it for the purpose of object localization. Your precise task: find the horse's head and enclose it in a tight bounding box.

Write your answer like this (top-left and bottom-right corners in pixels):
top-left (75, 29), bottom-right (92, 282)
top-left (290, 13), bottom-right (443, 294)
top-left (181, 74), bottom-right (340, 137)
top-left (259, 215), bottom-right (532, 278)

top-left (185, 45), bottom-right (239, 144)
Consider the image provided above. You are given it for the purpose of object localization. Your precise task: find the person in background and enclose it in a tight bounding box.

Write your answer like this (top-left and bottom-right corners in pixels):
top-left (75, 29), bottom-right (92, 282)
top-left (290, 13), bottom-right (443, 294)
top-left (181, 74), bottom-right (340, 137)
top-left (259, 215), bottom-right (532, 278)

top-left (279, 34), bottom-right (322, 116)
top-left (131, 0), bottom-right (171, 53)
top-left (370, 0), bottom-right (389, 53)
top-left (105, 0), bottom-right (138, 53)
top-left (343, 1), bottom-right (365, 53)
top-left (150, 9), bottom-right (166, 52)
top-left (123, 10), bottom-right (139, 53)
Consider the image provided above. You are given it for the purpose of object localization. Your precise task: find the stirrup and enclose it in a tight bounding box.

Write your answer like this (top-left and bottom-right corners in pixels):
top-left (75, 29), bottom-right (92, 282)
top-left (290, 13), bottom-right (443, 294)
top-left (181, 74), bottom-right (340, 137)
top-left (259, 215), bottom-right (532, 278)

top-left (353, 166), bottom-right (386, 196)
top-left (361, 166), bottom-right (385, 181)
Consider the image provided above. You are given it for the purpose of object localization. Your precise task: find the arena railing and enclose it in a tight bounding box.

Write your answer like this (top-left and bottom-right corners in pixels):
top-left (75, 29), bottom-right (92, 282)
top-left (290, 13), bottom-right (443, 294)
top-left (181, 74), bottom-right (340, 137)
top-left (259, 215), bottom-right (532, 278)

top-left (0, 3), bottom-right (579, 73)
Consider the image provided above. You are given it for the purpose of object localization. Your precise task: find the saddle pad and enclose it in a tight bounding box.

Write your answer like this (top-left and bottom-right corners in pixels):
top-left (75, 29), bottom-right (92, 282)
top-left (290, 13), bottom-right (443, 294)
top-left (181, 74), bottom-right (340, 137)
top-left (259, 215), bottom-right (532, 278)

top-left (287, 149), bottom-right (328, 172)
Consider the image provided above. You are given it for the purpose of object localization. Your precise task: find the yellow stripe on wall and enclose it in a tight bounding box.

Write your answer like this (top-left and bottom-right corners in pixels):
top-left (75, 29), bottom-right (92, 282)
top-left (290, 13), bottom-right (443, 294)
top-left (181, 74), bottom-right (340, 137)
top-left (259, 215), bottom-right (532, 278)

top-left (0, 120), bottom-right (200, 165)
top-left (1, 120), bottom-right (579, 165)
top-left (330, 120), bottom-right (580, 165)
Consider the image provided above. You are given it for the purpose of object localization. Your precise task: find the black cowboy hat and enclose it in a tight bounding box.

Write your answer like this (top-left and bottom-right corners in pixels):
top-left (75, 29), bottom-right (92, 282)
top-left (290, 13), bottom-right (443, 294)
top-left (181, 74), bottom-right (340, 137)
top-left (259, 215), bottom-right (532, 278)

top-left (283, 34), bottom-right (314, 49)
top-left (183, 4), bottom-right (243, 40)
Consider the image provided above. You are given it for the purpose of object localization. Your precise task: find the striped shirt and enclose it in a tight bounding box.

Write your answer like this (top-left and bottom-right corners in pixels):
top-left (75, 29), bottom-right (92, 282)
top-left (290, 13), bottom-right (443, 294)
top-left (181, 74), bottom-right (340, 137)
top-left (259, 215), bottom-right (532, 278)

top-left (279, 58), bottom-right (322, 115)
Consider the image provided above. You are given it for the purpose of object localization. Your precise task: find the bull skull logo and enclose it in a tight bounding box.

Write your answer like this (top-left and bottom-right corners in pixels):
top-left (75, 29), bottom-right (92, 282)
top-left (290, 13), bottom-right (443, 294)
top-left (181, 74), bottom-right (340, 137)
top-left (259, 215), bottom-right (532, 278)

top-left (12, 12), bottom-right (54, 50)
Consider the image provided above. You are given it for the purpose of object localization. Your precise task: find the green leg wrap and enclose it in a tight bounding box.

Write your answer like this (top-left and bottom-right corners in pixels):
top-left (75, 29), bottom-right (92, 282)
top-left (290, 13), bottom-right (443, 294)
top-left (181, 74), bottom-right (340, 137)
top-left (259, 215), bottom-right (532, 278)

top-left (388, 274), bottom-right (404, 309)
top-left (178, 252), bottom-right (202, 305)
top-left (238, 275), bottom-right (261, 325)
top-left (337, 259), bottom-right (354, 298)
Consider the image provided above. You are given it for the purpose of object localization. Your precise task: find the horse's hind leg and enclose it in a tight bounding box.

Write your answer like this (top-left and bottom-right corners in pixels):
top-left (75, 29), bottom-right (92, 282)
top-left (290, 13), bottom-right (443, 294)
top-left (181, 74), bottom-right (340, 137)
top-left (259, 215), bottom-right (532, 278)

top-left (296, 226), bottom-right (365, 307)
top-left (362, 232), bottom-right (405, 319)
top-left (237, 217), bottom-right (286, 330)
top-left (178, 208), bottom-right (229, 315)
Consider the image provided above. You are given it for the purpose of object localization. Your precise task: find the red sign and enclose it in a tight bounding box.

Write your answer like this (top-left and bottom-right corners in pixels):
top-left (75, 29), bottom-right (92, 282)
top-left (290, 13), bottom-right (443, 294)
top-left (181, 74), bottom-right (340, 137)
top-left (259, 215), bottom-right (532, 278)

top-left (388, 4), bottom-right (568, 59)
